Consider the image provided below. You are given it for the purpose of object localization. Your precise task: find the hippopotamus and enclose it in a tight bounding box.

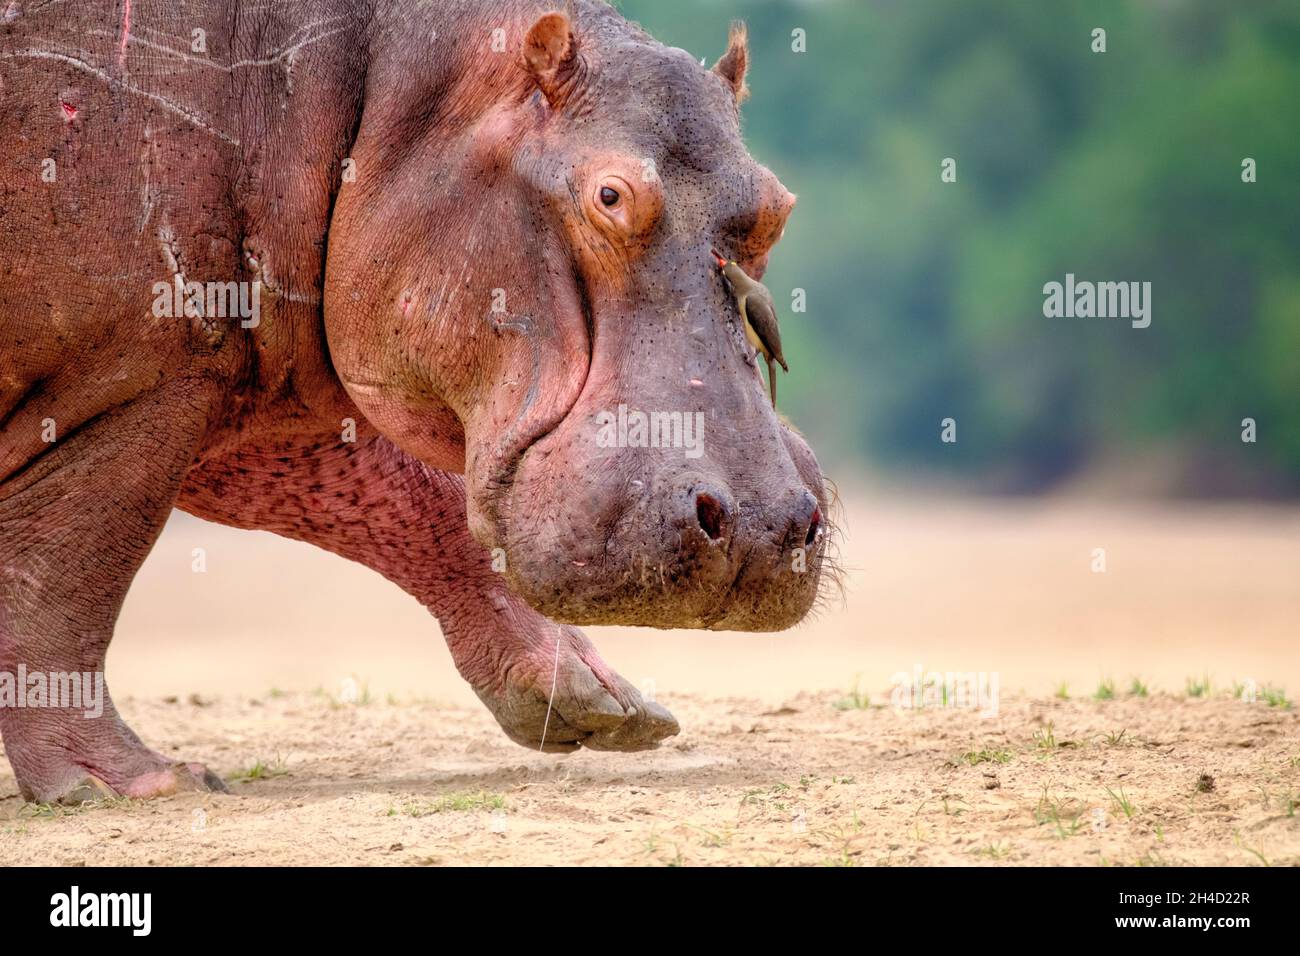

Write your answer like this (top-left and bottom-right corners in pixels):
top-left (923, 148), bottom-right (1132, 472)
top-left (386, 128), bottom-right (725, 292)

top-left (0, 0), bottom-right (828, 804)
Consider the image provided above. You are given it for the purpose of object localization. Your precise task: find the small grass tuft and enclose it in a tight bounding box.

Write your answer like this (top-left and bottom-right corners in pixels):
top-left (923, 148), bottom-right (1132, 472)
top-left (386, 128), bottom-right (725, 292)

top-left (1233, 830), bottom-right (1270, 867)
top-left (685, 823), bottom-right (733, 848)
top-left (19, 797), bottom-right (133, 819)
top-left (832, 677), bottom-right (873, 711)
top-left (1034, 789), bottom-right (1085, 838)
top-left (1186, 675), bottom-right (1212, 698)
top-left (1094, 678), bottom-right (1116, 701)
top-left (1033, 721), bottom-right (1059, 752)
top-left (229, 754), bottom-right (290, 783)
top-left (958, 748), bottom-right (1013, 767)
top-left (1106, 785), bottom-right (1136, 819)
top-left (387, 791), bottom-right (506, 817)
top-left (941, 796), bottom-right (967, 816)
top-left (1261, 685), bottom-right (1291, 709)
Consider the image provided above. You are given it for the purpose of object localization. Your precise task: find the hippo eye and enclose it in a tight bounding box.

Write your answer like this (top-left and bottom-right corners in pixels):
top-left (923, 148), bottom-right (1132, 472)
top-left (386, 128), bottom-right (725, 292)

top-left (590, 174), bottom-right (648, 239)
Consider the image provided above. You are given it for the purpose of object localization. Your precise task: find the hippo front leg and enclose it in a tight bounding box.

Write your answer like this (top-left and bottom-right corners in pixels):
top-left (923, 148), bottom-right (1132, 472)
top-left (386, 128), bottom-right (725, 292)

top-left (447, 602), bottom-right (679, 754)
top-left (180, 435), bottom-right (678, 752)
top-left (402, 463), bottom-right (681, 752)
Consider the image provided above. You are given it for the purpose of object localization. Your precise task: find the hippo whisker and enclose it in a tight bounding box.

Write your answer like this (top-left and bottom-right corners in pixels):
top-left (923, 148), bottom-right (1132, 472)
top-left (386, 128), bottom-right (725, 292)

top-left (809, 474), bottom-right (849, 616)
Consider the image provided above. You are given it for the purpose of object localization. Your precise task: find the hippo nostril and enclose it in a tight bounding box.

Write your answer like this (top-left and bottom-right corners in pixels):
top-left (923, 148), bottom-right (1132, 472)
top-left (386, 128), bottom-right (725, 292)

top-left (695, 493), bottom-right (727, 541)
top-left (784, 490), bottom-right (819, 549)
top-left (804, 506), bottom-right (822, 547)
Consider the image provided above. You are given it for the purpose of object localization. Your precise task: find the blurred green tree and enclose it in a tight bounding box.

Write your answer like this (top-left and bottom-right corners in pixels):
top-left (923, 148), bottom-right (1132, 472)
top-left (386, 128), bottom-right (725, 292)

top-left (617, 0), bottom-right (1300, 495)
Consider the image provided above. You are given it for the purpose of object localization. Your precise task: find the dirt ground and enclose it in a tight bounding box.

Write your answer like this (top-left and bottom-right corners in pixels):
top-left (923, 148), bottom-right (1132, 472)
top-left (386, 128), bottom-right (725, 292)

top-left (1, 689), bottom-right (1296, 866)
top-left (1, 491), bottom-right (1297, 866)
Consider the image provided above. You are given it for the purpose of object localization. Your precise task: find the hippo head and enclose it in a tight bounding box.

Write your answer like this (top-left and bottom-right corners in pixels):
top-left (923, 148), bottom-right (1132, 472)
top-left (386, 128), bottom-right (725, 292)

top-left (326, 6), bottom-right (829, 630)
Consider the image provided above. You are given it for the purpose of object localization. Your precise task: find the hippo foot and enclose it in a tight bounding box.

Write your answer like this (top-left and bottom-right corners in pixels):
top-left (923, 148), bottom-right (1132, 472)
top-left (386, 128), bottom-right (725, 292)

top-left (475, 624), bottom-right (679, 753)
top-left (45, 762), bottom-right (229, 805)
top-left (20, 762), bottom-right (228, 806)
top-left (3, 709), bottom-right (232, 804)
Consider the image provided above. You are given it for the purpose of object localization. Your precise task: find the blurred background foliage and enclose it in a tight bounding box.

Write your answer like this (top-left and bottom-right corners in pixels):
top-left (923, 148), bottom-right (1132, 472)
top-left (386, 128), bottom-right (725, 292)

top-left (617, 0), bottom-right (1300, 496)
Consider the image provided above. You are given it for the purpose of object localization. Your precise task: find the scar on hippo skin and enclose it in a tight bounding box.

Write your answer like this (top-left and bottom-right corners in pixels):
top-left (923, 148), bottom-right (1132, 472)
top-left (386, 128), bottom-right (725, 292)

top-left (242, 239), bottom-right (319, 306)
top-left (86, 14), bottom-right (349, 114)
top-left (0, 48), bottom-right (241, 146)
top-left (136, 123), bottom-right (161, 235)
top-left (58, 87), bottom-right (80, 122)
top-left (116, 0), bottom-right (132, 72)
top-left (45, 88), bottom-right (85, 213)
top-left (490, 311), bottom-right (532, 335)
top-left (158, 222), bottom-right (226, 350)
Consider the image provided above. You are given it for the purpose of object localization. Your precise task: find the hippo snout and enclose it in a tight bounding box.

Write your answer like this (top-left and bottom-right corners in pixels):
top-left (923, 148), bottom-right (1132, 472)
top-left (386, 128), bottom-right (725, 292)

top-left (490, 430), bottom-right (829, 631)
top-left (679, 478), bottom-right (819, 550)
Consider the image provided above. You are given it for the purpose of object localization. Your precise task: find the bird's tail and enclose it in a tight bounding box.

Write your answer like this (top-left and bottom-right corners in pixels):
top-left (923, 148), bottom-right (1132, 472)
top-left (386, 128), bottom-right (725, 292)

top-left (767, 357), bottom-right (777, 408)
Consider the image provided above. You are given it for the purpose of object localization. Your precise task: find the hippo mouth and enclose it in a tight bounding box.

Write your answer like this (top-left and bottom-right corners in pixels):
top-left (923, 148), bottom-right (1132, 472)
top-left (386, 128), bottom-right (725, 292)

top-left (700, 549), bottom-right (753, 629)
top-left (469, 240), bottom-right (827, 631)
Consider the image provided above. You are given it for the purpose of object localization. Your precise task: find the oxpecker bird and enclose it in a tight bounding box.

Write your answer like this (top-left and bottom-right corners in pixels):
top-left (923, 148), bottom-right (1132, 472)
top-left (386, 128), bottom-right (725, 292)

top-left (712, 249), bottom-right (787, 408)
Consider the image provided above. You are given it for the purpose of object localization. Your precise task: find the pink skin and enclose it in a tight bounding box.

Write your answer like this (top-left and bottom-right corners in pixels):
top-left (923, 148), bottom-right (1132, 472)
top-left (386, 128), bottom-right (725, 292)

top-left (0, 381), bottom-right (231, 802)
top-left (178, 429), bottom-right (678, 754)
top-left (0, 1), bottom-right (822, 803)
top-left (326, 12), bottom-right (824, 631)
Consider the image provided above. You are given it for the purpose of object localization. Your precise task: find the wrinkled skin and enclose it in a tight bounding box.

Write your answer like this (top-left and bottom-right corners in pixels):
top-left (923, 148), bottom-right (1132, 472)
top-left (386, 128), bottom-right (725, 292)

top-left (0, 0), bottom-right (827, 804)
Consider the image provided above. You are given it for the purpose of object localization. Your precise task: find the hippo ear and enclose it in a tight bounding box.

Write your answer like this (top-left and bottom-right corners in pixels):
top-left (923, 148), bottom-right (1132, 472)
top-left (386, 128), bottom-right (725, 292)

top-left (522, 12), bottom-right (581, 107)
top-left (712, 20), bottom-right (749, 103)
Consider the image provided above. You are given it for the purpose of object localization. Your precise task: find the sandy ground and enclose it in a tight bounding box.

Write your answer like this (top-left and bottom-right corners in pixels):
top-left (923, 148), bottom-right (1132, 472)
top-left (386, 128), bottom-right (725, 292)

top-left (1, 690), bottom-right (1296, 866)
top-left (1, 491), bottom-right (1297, 865)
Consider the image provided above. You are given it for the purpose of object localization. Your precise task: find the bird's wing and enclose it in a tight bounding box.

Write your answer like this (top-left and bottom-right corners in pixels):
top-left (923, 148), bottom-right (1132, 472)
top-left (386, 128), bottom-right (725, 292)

top-left (745, 294), bottom-right (788, 371)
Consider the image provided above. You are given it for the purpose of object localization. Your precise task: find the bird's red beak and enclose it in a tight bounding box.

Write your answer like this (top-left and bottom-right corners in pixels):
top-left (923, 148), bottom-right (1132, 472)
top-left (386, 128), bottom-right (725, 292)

top-left (710, 248), bottom-right (727, 269)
